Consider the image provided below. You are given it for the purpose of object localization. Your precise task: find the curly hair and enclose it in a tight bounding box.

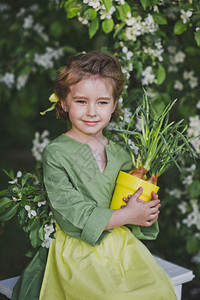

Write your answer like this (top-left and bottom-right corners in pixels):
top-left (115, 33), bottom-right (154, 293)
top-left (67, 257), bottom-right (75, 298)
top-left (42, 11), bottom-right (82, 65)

top-left (54, 51), bottom-right (125, 120)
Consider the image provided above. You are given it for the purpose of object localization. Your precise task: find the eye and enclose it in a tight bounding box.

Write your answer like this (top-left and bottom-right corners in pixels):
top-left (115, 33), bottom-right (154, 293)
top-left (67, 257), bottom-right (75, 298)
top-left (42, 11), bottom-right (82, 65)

top-left (76, 100), bottom-right (86, 104)
top-left (98, 101), bottom-right (108, 105)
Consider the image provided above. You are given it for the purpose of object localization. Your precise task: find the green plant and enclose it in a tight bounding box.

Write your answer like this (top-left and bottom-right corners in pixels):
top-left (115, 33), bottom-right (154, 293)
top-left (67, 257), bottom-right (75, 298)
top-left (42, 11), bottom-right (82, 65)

top-left (111, 92), bottom-right (198, 185)
top-left (0, 168), bottom-right (55, 257)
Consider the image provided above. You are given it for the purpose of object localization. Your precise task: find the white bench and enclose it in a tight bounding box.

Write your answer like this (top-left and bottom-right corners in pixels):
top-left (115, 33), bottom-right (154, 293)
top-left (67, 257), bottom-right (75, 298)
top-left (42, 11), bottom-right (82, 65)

top-left (0, 256), bottom-right (195, 299)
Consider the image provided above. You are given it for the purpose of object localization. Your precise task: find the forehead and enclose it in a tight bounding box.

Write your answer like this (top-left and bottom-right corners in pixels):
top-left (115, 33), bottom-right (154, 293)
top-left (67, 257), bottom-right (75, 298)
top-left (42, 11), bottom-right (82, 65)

top-left (69, 75), bottom-right (114, 95)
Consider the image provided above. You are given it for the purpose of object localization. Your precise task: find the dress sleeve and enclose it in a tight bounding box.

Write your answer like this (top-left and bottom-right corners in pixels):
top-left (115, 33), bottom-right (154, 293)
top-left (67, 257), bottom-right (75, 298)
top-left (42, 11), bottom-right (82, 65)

top-left (42, 148), bottom-right (113, 247)
top-left (127, 222), bottom-right (159, 240)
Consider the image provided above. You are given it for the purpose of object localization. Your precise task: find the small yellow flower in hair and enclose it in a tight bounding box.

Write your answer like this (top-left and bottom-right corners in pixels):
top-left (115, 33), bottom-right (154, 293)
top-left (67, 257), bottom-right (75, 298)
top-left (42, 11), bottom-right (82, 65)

top-left (40, 93), bottom-right (59, 115)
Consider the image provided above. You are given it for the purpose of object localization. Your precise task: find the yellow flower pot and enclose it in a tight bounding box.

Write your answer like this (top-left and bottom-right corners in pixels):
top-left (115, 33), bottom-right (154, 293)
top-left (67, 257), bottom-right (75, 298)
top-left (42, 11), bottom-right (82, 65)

top-left (110, 171), bottom-right (159, 210)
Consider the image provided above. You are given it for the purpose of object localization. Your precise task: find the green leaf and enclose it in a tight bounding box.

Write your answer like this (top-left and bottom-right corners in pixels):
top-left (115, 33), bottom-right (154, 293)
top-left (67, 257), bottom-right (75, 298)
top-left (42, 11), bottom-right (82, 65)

top-left (33, 194), bottom-right (44, 202)
top-left (114, 22), bottom-right (125, 38)
top-left (0, 197), bottom-right (12, 214)
top-left (29, 217), bottom-right (40, 231)
top-left (0, 203), bottom-right (19, 221)
top-left (39, 225), bottom-right (45, 241)
top-left (67, 7), bottom-right (80, 18)
top-left (102, 18), bottom-right (114, 34)
top-left (156, 63), bottom-right (166, 85)
top-left (50, 21), bottom-right (63, 38)
top-left (103, 0), bottom-right (112, 11)
top-left (29, 228), bottom-right (41, 249)
top-left (186, 236), bottom-right (200, 254)
top-left (0, 189), bottom-right (8, 197)
top-left (3, 169), bottom-right (15, 180)
top-left (21, 173), bottom-right (32, 187)
top-left (189, 180), bottom-right (200, 198)
top-left (195, 30), bottom-right (200, 47)
top-left (89, 18), bottom-right (99, 38)
top-left (25, 248), bottom-right (37, 258)
top-left (140, 0), bottom-right (150, 10)
top-left (85, 8), bottom-right (97, 20)
top-left (116, 3), bottom-right (131, 21)
top-left (152, 12), bottom-right (167, 25)
top-left (174, 20), bottom-right (187, 35)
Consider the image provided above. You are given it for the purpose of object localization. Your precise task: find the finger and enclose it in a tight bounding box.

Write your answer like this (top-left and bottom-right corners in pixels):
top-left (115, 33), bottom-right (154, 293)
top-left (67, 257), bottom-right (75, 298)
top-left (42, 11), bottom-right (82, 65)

top-left (151, 191), bottom-right (158, 200)
top-left (148, 199), bottom-right (160, 208)
top-left (121, 205), bottom-right (126, 208)
top-left (122, 197), bottom-right (128, 203)
top-left (131, 187), bottom-right (143, 200)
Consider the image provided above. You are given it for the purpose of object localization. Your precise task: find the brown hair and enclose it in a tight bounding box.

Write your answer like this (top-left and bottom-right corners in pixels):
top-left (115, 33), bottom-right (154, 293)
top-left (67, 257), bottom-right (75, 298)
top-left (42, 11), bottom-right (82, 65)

top-left (54, 51), bottom-right (125, 120)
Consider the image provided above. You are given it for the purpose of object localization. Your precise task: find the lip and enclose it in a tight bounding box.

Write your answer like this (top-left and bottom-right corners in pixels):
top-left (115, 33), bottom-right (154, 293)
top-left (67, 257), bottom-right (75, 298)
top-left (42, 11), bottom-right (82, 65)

top-left (82, 120), bottom-right (99, 126)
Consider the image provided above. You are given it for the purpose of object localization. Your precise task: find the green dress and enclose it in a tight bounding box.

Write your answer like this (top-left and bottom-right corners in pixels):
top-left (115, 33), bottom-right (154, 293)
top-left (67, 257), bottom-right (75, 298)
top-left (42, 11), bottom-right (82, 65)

top-left (39, 134), bottom-right (176, 300)
top-left (12, 134), bottom-right (176, 299)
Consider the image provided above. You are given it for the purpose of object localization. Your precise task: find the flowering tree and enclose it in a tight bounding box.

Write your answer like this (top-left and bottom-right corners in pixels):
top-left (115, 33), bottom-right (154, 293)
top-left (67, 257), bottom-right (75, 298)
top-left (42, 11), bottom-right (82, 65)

top-left (0, 0), bottom-right (200, 296)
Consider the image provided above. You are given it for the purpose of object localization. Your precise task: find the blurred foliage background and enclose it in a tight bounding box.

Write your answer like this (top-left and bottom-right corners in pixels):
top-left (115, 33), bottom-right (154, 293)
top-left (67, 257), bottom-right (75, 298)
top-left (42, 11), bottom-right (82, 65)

top-left (0, 0), bottom-right (200, 299)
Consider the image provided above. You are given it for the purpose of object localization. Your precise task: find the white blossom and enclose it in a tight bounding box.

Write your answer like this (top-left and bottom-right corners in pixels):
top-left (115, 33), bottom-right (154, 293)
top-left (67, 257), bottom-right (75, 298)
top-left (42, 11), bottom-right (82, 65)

top-left (37, 200), bottom-right (47, 207)
top-left (180, 9), bottom-right (192, 24)
top-left (44, 224), bottom-right (54, 235)
top-left (182, 175), bottom-right (193, 186)
top-left (100, 6), bottom-right (116, 20)
top-left (192, 251), bottom-right (200, 264)
top-left (196, 101), bottom-right (200, 109)
top-left (23, 15), bottom-right (34, 29)
top-left (128, 139), bottom-right (139, 155)
top-left (0, 4), bottom-right (10, 12)
top-left (187, 116), bottom-right (200, 137)
top-left (166, 188), bottom-right (183, 199)
top-left (83, 0), bottom-right (101, 11)
top-left (182, 199), bottom-right (200, 230)
top-left (42, 233), bottom-right (53, 248)
top-left (16, 74), bottom-right (29, 90)
top-left (167, 46), bottom-right (176, 54)
top-left (173, 51), bottom-right (186, 64)
top-left (25, 205), bottom-right (37, 219)
top-left (123, 108), bottom-right (132, 123)
top-left (189, 76), bottom-right (198, 89)
top-left (8, 171), bottom-right (22, 184)
top-left (174, 80), bottom-right (183, 91)
top-left (0, 72), bottom-right (15, 88)
top-left (34, 23), bottom-right (49, 42)
top-left (143, 41), bottom-right (164, 62)
top-left (178, 201), bottom-right (187, 214)
top-left (141, 66), bottom-right (155, 85)
top-left (32, 130), bottom-right (50, 161)
top-left (34, 47), bottom-right (64, 69)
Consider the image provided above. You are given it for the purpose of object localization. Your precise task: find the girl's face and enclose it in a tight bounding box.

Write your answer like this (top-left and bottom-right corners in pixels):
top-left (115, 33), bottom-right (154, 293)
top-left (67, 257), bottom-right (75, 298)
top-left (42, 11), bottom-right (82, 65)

top-left (61, 76), bottom-right (117, 140)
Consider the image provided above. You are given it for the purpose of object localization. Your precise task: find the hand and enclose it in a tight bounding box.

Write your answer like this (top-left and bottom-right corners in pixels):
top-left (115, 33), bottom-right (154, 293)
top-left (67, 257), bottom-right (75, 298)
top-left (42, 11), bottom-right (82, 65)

top-left (121, 188), bottom-right (161, 227)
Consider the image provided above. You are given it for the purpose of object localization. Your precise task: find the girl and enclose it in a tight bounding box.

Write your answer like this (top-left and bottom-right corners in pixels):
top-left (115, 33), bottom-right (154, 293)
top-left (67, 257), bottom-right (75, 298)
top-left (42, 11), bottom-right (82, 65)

top-left (13, 51), bottom-right (177, 299)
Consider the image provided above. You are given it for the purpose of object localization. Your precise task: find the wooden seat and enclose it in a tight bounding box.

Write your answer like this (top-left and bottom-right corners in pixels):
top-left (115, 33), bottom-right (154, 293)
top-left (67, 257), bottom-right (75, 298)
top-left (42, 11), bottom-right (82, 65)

top-left (0, 256), bottom-right (195, 299)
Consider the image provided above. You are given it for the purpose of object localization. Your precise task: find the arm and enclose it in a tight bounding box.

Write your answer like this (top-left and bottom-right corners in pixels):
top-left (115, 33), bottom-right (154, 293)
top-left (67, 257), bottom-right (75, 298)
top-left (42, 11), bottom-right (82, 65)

top-left (105, 188), bottom-right (161, 230)
top-left (43, 147), bottom-right (113, 246)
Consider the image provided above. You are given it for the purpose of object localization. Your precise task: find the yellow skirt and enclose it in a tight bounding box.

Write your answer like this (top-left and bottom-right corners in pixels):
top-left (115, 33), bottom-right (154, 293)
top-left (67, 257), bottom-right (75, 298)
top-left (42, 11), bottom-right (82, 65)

top-left (39, 226), bottom-right (177, 300)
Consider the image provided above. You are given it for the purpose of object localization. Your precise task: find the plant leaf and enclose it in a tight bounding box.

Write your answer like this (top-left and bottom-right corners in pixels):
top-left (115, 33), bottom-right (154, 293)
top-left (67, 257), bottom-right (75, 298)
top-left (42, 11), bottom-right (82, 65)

top-left (152, 12), bottom-right (167, 25)
top-left (174, 20), bottom-right (187, 35)
top-left (89, 18), bottom-right (99, 38)
top-left (102, 18), bottom-right (114, 34)
top-left (195, 30), bottom-right (200, 47)
top-left (0, 197), bottom-right (12, 214)
top-left (0, 203), bottom-right (19, 221)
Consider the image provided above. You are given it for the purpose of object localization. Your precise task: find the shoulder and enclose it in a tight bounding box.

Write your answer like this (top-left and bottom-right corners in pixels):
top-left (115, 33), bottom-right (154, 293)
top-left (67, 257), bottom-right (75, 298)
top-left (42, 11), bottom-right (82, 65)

top-left (42, 134), bottom-right (72, 162)
top-left (108, 139), bottom-right (131, 157)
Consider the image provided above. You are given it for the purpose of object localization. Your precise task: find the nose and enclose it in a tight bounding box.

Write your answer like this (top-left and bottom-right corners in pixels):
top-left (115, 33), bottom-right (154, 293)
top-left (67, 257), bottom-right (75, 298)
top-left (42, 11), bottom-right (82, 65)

top-left (86, 103), bottom-right (96, 117)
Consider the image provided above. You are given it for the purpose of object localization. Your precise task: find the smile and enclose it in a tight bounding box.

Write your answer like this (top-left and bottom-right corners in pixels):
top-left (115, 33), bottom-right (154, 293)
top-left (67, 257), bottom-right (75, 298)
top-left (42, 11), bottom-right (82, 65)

top-left (82, 120), bottom-right (99, 126)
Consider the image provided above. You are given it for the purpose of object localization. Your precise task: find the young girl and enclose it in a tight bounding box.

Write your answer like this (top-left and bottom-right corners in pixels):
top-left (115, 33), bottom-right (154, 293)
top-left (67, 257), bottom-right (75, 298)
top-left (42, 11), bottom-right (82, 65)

top-left (9, 51), bottom-right (176, 300)
top-left (35, 51), bottom-right (177, 299)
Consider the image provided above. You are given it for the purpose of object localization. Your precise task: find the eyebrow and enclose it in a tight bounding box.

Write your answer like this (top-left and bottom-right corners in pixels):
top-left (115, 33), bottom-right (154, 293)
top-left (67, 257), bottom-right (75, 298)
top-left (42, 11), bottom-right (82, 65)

top-left (73, 96), bottom-right (112, 100)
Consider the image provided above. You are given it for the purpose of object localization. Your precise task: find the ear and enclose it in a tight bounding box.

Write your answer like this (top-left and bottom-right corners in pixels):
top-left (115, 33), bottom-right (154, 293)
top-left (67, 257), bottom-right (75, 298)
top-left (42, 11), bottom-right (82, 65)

top-left (112, 101), bottom-right (117, 113)
top-left (61, 100), bottom-right (68, 112)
